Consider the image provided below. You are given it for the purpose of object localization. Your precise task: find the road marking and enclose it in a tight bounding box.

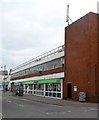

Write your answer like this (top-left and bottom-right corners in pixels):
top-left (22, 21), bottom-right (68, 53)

top-left (84, 108), bottom-right (97, 112)
top-left (8, 101), bottom-right (12, 103)
top-left (45, 111), bottom-right (71, 115)
top-left (50, 104), bottom-right (63, 107)
top-left (67, 111), bottom-right (71, 113)
top-left (50, 104), bottom-right (73, 108)
top-left (18, 104), bottom-right (24, 107)
top-left (89, 108), bottom-right (97, 111)
top-left (45, 112), bottom-right (49, 115)
top-left (20, 98), bottom-right (32, 102)
top-left (14, 103), bottom-right (24, 107)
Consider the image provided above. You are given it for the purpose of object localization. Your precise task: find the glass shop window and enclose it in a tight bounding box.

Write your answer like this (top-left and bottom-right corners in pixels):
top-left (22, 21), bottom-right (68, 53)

top-left (29, 84), bottom-right (33, 90)
top-left (39, 84), bottom-right (44, 91)
top-left (48, 83), bottom-right (53, 91)
top-left (53, 83), bottom-right (57, 91)
top-left (57, 83), bottom-right (61, 92)
top-left (45, 84), bottom-right (48, 91)
top-left (34, 84), bottom-right (39, 90)
top-left (25, 85), bottom-right (28, 89)
top-left (57, 93), bottom-right (61, 97)
top-left (23, 85), bottom-right (25, 89)
top-left (48, 84), bottom-right (51, 91)
top-left (53, 93), bottom-right (57, 97)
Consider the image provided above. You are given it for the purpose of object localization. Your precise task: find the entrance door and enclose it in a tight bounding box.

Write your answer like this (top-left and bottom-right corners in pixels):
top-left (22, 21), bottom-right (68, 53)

top-left (67, 83), bottom-right (72, 99)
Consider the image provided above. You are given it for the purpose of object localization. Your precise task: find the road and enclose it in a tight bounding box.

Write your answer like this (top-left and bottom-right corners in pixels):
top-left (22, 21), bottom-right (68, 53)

top-left (1, 92), bottom-right (98, 118)
top-left (0, 91), bottom-right (2, 119)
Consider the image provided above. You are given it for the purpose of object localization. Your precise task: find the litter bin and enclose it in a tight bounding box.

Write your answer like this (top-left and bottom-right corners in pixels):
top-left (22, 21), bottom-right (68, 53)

top-left (15, 84), bottom-right (23, 96)
top-left (18, 89), bottom-right (23, 96)
top-left (79, 92), bottom-right (87, 102)
top-left (15, 89), bottom-right (19, 95)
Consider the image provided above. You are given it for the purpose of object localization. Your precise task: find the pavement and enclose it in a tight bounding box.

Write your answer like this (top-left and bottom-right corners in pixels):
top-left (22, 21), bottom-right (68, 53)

top-left (3, 91), bottom-right (98, 108)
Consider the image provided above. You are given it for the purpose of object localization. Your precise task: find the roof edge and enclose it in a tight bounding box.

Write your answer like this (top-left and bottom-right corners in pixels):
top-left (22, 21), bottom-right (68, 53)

top-left (65, 12), bottom-right (98, 29)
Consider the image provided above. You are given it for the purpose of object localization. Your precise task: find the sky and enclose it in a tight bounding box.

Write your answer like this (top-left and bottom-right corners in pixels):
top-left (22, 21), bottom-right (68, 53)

top-left (0, 0), bottom-right (98, 71)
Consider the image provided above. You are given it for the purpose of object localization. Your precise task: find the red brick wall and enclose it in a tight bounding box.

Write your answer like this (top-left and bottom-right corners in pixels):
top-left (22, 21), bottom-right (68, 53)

top-left (96, 15), bottom-right (99, 97)
top-left (64, 12), bottom-right (97, 102)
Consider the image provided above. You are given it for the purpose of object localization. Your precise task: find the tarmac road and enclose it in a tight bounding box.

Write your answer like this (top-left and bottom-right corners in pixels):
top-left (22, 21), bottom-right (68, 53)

top-left (2, 92), bottom-right (98, 118)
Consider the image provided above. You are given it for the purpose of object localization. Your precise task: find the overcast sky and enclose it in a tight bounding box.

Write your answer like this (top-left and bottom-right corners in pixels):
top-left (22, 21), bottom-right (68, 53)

top-left (0, 0), bottom-right (98, 71)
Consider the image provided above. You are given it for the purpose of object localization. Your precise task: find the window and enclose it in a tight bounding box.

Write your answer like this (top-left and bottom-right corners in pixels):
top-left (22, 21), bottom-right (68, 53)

top-left (25, 69), bottom-right (30, 75)
top-left (34, 84), bottom-right (39, 90)
top-left (28, 85), bottom-right (33, 94)
top-left (22, 81), bottom-right (62, 98)
top-left (53, 84), bottom-right (57, 91)
top-left (11, 57), bottom-right (64, 79)
top-left (45, 83), bottom-right (61, 98)
top-left (57, 83), bottom-right (61, 92)
top-left (33, 84), bottom-right (44, 96)
top-left (39, 84), bottom-right (44, 91)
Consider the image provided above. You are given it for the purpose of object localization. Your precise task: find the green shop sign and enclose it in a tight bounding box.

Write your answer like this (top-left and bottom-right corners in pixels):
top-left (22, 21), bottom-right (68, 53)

top-left (2, 82), bottom-right (9, 85)
top-left (14, 82), bottom-right (22, 85)
top-left (74, 86), bottom-right (77, 91)
top-left (14, 82), bottom-right (18, 85)
top-left (14, 78), bottom-right (61, 85)
top-left (22, 81), bottom-right (34, 85)
top-left (38, 78), bottom-right (61, 84)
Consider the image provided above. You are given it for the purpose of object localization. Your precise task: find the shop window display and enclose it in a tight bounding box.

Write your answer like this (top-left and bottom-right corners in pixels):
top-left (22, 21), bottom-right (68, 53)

top-left (57, 83), bottom-right (61, 92)
top-left (45, 83), bottom-right (61, 98)
top-left (23, 82), bottom-right (62, 98)
top-left (28, 85), bottom-right (33, 94)
top-left (53, 84), bottom-right (57, 91)
top-left (53, 93), bottom-right (57, 97)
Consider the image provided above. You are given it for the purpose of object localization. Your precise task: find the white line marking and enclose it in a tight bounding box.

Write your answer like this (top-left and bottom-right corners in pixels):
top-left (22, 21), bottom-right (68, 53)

top-left (14, 103), bottom-right (24, 107)
top-left (18, 104), bottom-right (24, 107)
top-left (67, 111), bottom-right (71, 113)
top-left (50, 104), bottom-right (63, 107)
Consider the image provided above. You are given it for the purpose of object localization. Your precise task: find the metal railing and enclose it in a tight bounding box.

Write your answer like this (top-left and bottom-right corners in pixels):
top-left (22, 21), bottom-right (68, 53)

top-left (13, 45), bottom-right (64, 71)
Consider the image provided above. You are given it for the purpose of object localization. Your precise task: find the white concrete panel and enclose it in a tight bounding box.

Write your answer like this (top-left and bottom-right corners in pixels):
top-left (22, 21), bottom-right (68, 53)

top-left (12, 51), bottom-right (64, 74)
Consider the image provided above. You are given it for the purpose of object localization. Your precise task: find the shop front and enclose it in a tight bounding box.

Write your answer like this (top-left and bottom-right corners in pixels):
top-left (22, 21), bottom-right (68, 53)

top-left (2, 82), bottom-right (9, 91)
top-left (14, 78), bottom-right (63, 99)
top-left (0, 82), bottom-right (3, 90)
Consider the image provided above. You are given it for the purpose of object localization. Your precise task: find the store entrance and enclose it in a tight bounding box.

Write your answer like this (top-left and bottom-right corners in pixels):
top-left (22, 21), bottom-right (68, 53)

top-left (67, 83), bottom-right (72, 99)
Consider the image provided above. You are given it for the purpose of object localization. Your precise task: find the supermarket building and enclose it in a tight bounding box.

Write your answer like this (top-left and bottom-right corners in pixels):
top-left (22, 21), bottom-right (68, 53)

top-left (11, 45), bottom-right (64, 99)
top-left (10, 12), bottom-right (99, 102)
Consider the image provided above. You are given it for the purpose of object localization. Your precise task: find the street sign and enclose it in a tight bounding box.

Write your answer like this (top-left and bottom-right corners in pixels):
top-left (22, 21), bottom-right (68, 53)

top-left (74, 86), bottom-right (77, 91)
